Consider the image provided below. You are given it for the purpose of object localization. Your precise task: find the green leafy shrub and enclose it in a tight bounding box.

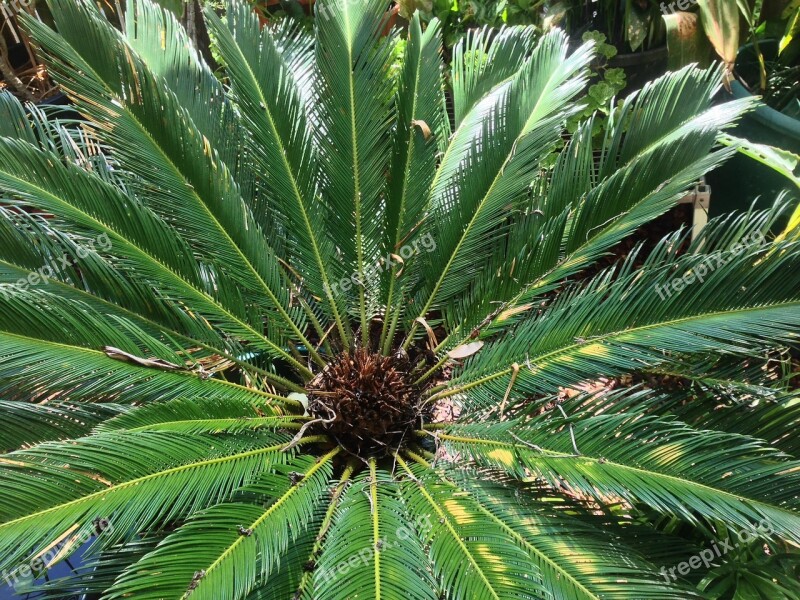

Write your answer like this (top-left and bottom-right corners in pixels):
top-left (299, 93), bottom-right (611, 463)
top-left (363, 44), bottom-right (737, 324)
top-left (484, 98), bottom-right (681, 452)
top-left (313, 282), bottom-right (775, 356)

top-left (0, 1), bottom-right (799, 598)
top-left (565, 30), bottom-right (627, 137)
top-left (399, 0), bottom-right (541, 47)
top-left (544, 0), bottom-right (666, 52)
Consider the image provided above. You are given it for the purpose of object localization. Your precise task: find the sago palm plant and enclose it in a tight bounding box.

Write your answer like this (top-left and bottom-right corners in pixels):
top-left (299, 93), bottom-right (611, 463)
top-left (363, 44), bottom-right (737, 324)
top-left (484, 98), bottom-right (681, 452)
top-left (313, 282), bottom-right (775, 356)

top-left (0, 0), bottom-right (799, 598)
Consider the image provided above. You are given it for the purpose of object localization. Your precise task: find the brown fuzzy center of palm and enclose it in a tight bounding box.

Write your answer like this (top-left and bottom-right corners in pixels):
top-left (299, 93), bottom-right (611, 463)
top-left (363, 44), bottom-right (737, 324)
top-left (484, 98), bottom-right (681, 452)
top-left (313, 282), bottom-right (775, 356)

top-left (306, 348), bottom-right (424, 456)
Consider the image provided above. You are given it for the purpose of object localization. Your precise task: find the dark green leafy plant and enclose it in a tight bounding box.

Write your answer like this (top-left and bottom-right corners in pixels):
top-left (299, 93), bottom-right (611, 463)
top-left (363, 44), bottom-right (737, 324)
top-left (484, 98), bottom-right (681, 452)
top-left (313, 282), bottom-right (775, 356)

top-left (664, 0), bottom-right (800, 114)
top-left (398, 0), bottom-right (543, 48)
top-left (0, 0), bottom-right (799, 598)
top-left (565, 30), bottom-right (626, 137)
top-left (545, 0), bottom-right (666, 52)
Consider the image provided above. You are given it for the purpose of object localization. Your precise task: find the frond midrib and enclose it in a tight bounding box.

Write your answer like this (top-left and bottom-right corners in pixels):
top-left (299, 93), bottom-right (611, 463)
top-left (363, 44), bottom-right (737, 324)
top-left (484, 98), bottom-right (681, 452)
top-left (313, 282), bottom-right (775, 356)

top-left (341, 0), bottom-right (370, 346)
top-left (435, 430), bottom-right (800, 524)
top-left (191, 447), bottom-right (339, 596)
top-left (294, 461), bottom-right (356, 596)
top-left (40, 21), bottom-right (318, 369)
top-left (403, 47), bottom-right (575, 348)
top-left (0, 164), bottom-right (308, 382)
top-left (0, 437), bottom-right (327, 532)
top-left (396, 454), bottom-right (502, 600)
top-left (208, 10), bottom-right (350, 345)
top-left (124, 415), bottom-right (307, 433)
top-left (380, 28), bottom-right (423, 353)
top-left (369, 458), bottom-right (382, 599)
top-left (423, 461), bottom-right (600, 600)
top-left (443, 299), bottom-right (800, 398)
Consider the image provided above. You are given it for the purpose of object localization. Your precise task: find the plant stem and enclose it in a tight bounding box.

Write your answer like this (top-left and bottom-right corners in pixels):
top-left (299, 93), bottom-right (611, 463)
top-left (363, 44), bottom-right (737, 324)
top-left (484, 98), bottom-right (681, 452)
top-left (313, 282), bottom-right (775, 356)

top-left (0, 35), bottom-right (33, 101)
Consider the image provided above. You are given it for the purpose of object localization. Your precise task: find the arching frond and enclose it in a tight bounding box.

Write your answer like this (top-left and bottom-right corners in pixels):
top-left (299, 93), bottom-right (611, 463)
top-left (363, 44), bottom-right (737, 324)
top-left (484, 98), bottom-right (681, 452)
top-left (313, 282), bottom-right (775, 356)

top-left (312, 461), bottom-right (437, 600)
top-left (106, 452), bottom-right (336, 600)
top-left (443, 470), bottom-right (703, 599)
top-left (397, 456), bottom-right (547, 600)
top-left (447, 237), bottom-right (800, 408)
top-left (439, 413), bottom-right (800, 543)
top-left (0, 430), bottom-right (299, 572)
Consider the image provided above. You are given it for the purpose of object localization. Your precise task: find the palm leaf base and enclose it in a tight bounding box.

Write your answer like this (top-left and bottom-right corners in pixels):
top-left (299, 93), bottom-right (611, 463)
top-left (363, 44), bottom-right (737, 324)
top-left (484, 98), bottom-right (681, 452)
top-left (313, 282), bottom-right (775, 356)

top-left (306, 347), bottom-right (436, 457)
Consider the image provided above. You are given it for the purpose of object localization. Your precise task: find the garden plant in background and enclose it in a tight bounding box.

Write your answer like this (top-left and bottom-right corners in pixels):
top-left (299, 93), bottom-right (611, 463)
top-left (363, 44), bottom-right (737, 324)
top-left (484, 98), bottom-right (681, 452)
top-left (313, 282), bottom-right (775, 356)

top-left (564, 30), bottom-right (627, 137)
top-left (663, 0), bottom-right (800, 105)
top-left (544, 0), bottom-right (667, 52)
top-left (396, 0), bottom-right (541, 46)
top-left (0, 0), bottom-right (799, 599)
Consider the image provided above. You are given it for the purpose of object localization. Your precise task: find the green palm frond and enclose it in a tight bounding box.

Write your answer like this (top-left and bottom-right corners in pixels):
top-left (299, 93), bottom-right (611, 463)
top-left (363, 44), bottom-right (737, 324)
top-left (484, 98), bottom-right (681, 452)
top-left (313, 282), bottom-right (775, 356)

top-left (440, 411), bottom-right (800, 541)
top-left (0, 332), bottom-right (301, 405)
top-left (0, 139), bottom-right (285, 361)
top-left (0, 0), bottom-right (798, 597)
top-left (0, 400), bottom-right (127, 450)
top-left (243, 522), bottom-right (319, 600)
top-left (450, 25), bottom-right (537, 127)
top-left (566, 372), bottom-right (800, 458)
top-left (0, 430), bottom-right (298, 572)
top-left (124, 0), bottom-right (246, 180)
top-left (205, 2), bottom-right (346, 341)
top-left (312, 0), bottom-right (398, 345)
top-left (23, 1), bottom-right (316, 361)
top-left (679, 390), bottom-right (800, 457)
top-left (94, 396), bottom-right (302, 435)
top-left (106, 452), bottom-right (336, 599)
top-left (445, 471), bottom-right (703, 599)
top-left (313, 462), bottom-right (437, 599)
top-left (444, 235), bottom-right (800, 408)
top-left (404, 30), bottom-right (595, 345)
top-left (432, 66), bottom-right (754, 349)
top-left (398, 457), bottom-right (547, 600)
top-left (380, 12), bottom-right (448, 352)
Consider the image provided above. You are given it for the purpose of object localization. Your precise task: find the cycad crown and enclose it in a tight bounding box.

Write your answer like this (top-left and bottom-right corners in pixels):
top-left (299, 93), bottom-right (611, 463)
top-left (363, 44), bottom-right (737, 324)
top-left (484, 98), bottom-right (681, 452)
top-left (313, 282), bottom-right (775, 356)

top-left (0, 0), bottom-right (798, 599)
